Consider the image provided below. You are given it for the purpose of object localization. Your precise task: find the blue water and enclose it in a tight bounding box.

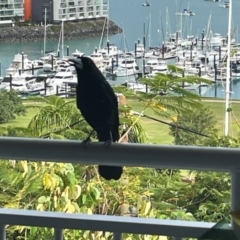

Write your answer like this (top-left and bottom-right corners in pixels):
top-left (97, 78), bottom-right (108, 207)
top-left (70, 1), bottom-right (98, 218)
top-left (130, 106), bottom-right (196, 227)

top-left (0, 0), bottom-right (240, 98)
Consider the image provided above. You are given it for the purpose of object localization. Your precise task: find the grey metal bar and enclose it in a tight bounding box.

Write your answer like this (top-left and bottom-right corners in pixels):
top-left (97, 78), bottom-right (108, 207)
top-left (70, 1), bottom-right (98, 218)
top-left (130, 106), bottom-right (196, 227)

top-left (231, 171), bottom-right (240, 239)
top-left (113, 232), bottom-right (122, 240)
top-left (0, 225), bottom-right (5, 240)
top-left (173, 237), bottom-right (182, 240)
top-left (0, 137), bottom-right (240, 171)
top-left (0, 208), bottom-right (232, 238)
top-left (54, 228), bottom-right (63, 240)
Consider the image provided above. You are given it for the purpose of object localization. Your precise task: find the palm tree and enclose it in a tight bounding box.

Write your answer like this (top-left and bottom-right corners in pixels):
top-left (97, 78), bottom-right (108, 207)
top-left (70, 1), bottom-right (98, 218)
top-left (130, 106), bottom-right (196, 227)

top-left (27, 95), bottom-right (89, 139)
top-left (114, 65), bottom-right (211, 120)
top-left (27, 95), bottom-right (150, 143)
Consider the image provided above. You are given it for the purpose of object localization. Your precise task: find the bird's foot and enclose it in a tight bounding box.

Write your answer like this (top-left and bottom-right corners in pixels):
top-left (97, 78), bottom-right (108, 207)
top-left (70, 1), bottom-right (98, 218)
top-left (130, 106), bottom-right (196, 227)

top-left (104, 140), bottom-right (112, 149)
top-left (81, 137), bottom-right (91, 149)
top-left (81, 130), bottom-right (95, 149)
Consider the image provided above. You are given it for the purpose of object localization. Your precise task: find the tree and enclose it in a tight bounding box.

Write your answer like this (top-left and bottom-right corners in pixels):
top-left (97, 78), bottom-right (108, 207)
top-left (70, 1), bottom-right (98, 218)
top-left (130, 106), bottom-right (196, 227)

top-left (13, 14), bottom-right (22, 23)
top-left (192, 171), bottom-right (230, 223)
top-left (114, 65), bottom-right (211, 126)
top-left (27, 95), bottom-right (150, 143)
top-left (27, 95), bottom-right (85, 138)
top-left (169, 106), bottom-right (218, 146)
top-left (0, 89), bottom-right (26, 123)
top-left (0, 126), bottom-right (34, 137)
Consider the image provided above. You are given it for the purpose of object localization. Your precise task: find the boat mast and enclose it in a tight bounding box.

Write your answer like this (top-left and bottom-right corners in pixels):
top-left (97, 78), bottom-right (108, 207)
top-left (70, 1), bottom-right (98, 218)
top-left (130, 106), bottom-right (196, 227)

top-left (43, 8), bottom-right (47, 57)
top-left (99, 16), bottom-right (107, 49)
top-left (57, 29), bottom-right (62, 54)
top-left (180, 13), bottom-right (182, 39)
top-left (166, 7), bottom-right (168, 40)
top-left (61, 19), bottom-right (64, 58)
top-left (158, 9), bottom-right (161, 44)
top-left (224, 0), bottom-right (232, 136)
top-left (106, 0), bottom-right (109, 42)
top-left (148, 12), bottom-right (151, 49)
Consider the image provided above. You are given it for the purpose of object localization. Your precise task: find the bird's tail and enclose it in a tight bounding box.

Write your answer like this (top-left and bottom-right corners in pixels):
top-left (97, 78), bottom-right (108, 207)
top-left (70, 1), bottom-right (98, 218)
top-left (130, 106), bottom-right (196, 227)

top-left (97, 129), bottom-right (122, 180)
top-left (98, 165), bottom-right (123, 180)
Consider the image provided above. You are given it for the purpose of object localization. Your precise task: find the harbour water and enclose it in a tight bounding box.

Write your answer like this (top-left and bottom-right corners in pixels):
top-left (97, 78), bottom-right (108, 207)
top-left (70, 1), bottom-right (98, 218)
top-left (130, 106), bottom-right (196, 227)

top-left (0, 0), bottom-right (240, 99)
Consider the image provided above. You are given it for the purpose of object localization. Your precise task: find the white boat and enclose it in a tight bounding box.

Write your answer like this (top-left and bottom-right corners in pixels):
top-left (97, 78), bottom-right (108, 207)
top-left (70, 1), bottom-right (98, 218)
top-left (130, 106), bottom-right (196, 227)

top-left (219, 1), bottom-right (229, 8)
top-left (113, 57), bottom-right (140, 77)
top-left (114, 67), bottom-right (136, 77)
top-left (56, 65), bottom-right (75, 74)
top-left (45, 71), bottom-right (77, 95)
top-left (90, 52), bottom-right (105, 72)
top-left (142, 1), bottom-right (150, 6)
top-left (102, 57), bottom-right (117, 69)
top-left (26, 79), bottom-right (45, 95)
top-left (98, 44), bottom-right (123, 57)
top-left (176, 9), bottom-right (195, 16)
top-left (144, 49), bottom-right (161, 58)
top-left (56, 60), bottom-right (70, 68)
top-left (47, 71), bottom-right (76, 86)
top-left (119, 57), bottom-right (139, 70)
top-left (71, 49), bottom-right (85, 58)
top-left (6, 53), bottom-right (39, 76)
top-left (135, 43), bottom-right (145, 58)
top-left (147, 59), bottom-right (168, 77)
top-left (0, 78), bottom-right (29, 92)
top-left (232, 68), bottom-right (240, 78)
top-left (127, 82), bottom-right (147, 92)
top-left (146, 59), bottom-right (159, 68)
top-left (43, 63), bottom-right (52, 72)
top-left (40, 52), bottom-right (57, 62)
top-left (151, 65), bottom-right (168, 75)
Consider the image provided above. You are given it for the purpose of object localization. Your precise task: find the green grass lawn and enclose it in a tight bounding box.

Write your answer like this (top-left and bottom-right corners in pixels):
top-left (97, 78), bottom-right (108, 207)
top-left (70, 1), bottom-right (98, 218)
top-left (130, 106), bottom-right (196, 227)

top-left (128, 100), bottom-right (240, 144)
top-left (127, 100), bottom-right (173, 144)
top-left (0, 107), bottom-right (40, 128)
top-left (203, 101), bottom-right (240, 136)
top-left (1, 99), bottom-right (240, 145)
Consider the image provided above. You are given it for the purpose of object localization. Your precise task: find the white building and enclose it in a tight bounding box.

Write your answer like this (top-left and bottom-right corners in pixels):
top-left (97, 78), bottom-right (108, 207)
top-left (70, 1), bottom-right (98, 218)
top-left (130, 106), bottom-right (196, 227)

top-left (53, 0), bottom-right (108, 22)
top-left (0, 0), bottom-right (24, 25)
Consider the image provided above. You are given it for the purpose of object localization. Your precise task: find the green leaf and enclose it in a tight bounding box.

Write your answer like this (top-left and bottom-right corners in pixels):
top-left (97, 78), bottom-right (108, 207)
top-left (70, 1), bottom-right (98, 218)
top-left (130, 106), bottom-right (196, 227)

top-left (211, 188), bottom-right (224, 197)
top-left (29, 226), bottom-right (38, 236)
top-left (82, 194), bottom-right (87, 204)
top-left (83, 230), bottom-right (90, 239)
top-left (72, 202), bottom-right (80, 212)
top-left (91, 186), bottom-right (101, 200)
top-left (154, 201), bottom-right (177, 209)
top-left (65, 163), bottom-right (74, 172)
top-left (66, 171), bottom-right (76, 185)
top-left (38, 196), bottom-right (47, 204)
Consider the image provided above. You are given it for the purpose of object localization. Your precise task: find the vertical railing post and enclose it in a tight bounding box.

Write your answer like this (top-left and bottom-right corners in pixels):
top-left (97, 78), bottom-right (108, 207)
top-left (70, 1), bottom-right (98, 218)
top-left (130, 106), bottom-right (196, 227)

top-left (0, 224), bottom-right (6, 240)
top-left (113, 232), bottom-right (122, 240)
top-left (54, 228), bottom-right (63, 240)
top-left (231, 170), bottom-right (240, 239)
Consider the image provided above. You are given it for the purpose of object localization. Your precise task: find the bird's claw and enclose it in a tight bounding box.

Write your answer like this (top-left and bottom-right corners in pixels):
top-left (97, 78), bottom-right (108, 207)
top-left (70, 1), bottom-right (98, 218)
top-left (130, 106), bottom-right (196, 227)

top-left (104, 140), bottom-right (112, 149)
top-left (81, 137), bottom-right (91, 149)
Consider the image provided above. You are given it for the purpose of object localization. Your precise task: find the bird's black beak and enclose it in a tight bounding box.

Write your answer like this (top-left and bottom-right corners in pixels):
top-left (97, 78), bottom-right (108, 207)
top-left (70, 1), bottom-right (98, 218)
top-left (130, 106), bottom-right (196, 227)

top-left (68, 58), bottom-right (83, 69)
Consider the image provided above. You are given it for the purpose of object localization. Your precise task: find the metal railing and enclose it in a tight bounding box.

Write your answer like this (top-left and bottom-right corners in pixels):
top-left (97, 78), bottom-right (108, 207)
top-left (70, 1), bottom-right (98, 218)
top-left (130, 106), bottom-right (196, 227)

top-left (0, 137), bottom-right (239, 240)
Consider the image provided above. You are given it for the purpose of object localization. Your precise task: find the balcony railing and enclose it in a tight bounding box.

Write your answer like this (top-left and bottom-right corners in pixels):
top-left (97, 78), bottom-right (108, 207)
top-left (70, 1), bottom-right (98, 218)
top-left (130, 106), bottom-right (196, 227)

top-left (0, 137), bottom-right (240, 240)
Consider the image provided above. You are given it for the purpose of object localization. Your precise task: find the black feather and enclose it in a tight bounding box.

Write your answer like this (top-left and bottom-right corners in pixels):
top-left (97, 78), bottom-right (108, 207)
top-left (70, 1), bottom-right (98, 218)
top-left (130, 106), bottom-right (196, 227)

top-left (70, 56), bottom-right (123, 180)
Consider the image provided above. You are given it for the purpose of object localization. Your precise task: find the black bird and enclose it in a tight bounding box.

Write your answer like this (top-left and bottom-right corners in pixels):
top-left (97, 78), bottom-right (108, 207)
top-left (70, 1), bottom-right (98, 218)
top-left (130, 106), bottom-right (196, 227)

top-left (69, 56), bottom-right (123, 181)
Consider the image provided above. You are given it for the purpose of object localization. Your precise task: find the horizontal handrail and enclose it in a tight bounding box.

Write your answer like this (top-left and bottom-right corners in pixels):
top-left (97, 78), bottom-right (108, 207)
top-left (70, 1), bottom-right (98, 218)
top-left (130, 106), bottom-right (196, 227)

top-left (0, 209), bottom-right (231, 238)
top-left (0, 137), bottom-right (239, 239)
top-left (0, 137), bottom-right (239, 171)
